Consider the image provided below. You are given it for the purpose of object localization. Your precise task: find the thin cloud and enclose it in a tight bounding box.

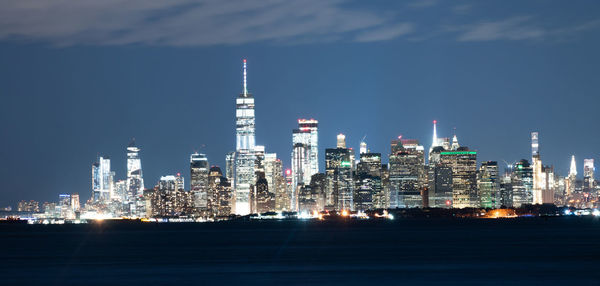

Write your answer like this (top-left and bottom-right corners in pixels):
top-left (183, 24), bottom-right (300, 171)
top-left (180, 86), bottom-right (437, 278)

top-left (355, 23), bottom-right (414, 42)
top-left (454, 16), bottom-right (546, 42)
top-left (0, 0), bottom-right (402, 46)
top-left (0, 1), bottom-right (598, 46)
top-left (450, 16), bottom-right (600, 42)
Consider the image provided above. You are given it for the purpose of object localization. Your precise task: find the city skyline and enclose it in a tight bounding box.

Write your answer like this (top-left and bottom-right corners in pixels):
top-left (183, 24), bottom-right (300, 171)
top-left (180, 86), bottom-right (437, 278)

top-left (2, 1), bottom-right (600, 207)
top-left (5, 59), bottom-right (598, 212)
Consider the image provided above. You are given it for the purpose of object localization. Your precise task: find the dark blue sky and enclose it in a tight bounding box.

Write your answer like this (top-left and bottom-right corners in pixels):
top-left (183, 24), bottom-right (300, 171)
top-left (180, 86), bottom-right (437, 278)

top-left (1, 0), bottom-right (599, 207)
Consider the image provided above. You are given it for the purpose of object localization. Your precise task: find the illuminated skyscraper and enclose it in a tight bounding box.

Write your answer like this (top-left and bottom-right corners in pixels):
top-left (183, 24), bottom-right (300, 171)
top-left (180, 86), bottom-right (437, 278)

top-left (355, 152), bottom-right (382, 210)
top-left (298, 173), bottom-right (327, 213)
top-left (427, 158), bottom-right (453, 208)
top-left (440, 145), bottom-right (478, 209)
top-left (292, 142), bottom-right (308, 192)
top-left (92, 156), bottom-right (113, 202)
top-left (264, 153), bottom-right (281, 196)
top-left (512, 159), bottom-right (533, 207)
top-left (277, 169), bottom-right (293, 211)
top-left (234, 59), bottom-right (256, 215)
top-left (478, 161), bottom-right (500, 209)
top-left (149, 174), bottom-right (189, 217)
top-left (565, 155), bottom-right (577, 197)
top-left (356, 152), bottom-right (385, 209)
top-left (389, 138), bottom-right (426, 208)
top-left (59, 194), bottom-right (73, 219)
top-left (291, 119), bottom-right (319, 190)
top-left (208, 166), bottom-right (232, 217)
top-left (325, 134), bottom-right (354, 211)
top-left (190, 153), bottom-right (209, 214)
top-left (255, 172), bottom-right (274, 213)
top-left (583, 159), bottom-right (594, 193)
top-left (531, 132), bottom-right (544, 205)
top-left (541, 165), bottom-right (555, 204)
top-left (126, 140), bottom-right (144, 215)
top-left (500, 171), bottom-right (513, 207)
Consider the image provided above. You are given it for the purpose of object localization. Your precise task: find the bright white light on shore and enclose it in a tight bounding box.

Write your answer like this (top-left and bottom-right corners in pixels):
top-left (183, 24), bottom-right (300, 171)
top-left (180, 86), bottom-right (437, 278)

top-left (593, 209), bottom-right (600, 216)
top-left (298, 211), bottom-right (311, 219)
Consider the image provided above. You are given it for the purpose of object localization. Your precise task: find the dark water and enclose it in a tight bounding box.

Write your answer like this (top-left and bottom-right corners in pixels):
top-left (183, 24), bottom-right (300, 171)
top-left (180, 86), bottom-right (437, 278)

top-left (1, 217), bottom-right (599, 285)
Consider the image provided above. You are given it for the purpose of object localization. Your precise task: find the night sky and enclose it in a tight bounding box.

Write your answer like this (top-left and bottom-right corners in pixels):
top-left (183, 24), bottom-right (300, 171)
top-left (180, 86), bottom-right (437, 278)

top-left (1, 0), bottom-right (599, 207)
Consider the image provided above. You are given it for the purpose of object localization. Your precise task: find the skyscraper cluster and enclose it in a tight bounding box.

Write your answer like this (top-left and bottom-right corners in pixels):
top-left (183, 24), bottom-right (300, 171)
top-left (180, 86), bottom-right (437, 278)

top-left (15, 59), bottom-right (597, 220)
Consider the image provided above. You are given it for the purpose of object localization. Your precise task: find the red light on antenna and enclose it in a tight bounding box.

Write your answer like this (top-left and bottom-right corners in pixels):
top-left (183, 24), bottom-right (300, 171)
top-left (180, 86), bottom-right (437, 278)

top-left (433, 120), bottom-right (437, 124)
top-left (177, 173), bottom-right (181, 177)
top-left (285, 169), bottom-right (291, 175)
top-left (243, 59), bottom-right (247, 63)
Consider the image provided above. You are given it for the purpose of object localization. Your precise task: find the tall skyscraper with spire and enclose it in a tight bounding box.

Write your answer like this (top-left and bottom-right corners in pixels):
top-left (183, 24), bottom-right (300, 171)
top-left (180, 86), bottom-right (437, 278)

top-left (234, 59), bottom-right (256, 215)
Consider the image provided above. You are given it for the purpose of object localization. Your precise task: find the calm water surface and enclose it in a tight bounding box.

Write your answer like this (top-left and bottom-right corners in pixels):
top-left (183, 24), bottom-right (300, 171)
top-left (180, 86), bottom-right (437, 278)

top-left (1, 217), bottom-right (599, 285)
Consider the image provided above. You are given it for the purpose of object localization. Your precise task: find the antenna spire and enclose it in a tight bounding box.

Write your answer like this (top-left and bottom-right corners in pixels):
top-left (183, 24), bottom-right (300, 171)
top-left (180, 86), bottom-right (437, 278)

top-left (432, 120), bottom-right (438, 148)
top-left (243, 59), bottom-right (248, 96)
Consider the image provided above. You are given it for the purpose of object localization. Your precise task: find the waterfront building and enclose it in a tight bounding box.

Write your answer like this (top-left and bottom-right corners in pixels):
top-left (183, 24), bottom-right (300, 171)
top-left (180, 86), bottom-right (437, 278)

top-left (190, 153), bottom-right (209, 215)
top-left (234, 59), bottom-right (256, 215)
top-left (325, 134), bottom-right (354, 211)
top-left (499, 171), bottom-right (513, 207)
top-left (148, 174), bottom-right (191, 217)
top-left (511, 159), bottom-right (534, 207)
top-left (531, 132), bottom-right (545, 205)
top-left (389, 138), bottom-right (426, 208)
top-left (92, 156), bottom-right (113, 202)
top-left (298, 173), bottom-right (327, 213)
top-left (427, 145), bottom-right (453, 208)
top-left (277, 169), bottom-right (293, 211)
top-left (541, 165), bottom-right (555, 204)
top-left (291, 119), bottom-right (319, 190)
top-left (208, 166), bottom-right (232, 217)
top-left (255, 172), bottom-right (274, 213)
top-left (356, 152), bottom-right (384, 209)
top-left (478, 161), bottom-right (500, 208)
top-left (17, 200), bottom-right (40, 212)
top-left (583, 159), bottom-right (595, 193)
top-left (440, 144), bottom-right (478, 208)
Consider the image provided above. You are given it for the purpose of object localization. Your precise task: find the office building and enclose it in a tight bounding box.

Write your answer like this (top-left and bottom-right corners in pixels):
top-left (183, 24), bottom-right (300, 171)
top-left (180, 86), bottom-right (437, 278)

top-left (440, 144), bottom-right (478, 208)
top-left (478, 161), bottom-right (500, 209)
top-left (583, 159), bottom-right (595, 193)
top-left (325, 134), bottom-right (354, 211)
top-left (234, 59), bottom-right (256, 215)
top-left (389, 138), bottom-right (425, 208)
top-left (511, 159), bottom-right (534, 207)
top-left (190, 153), bottom-right (209, 215)
top-left (92, 156), bottom-right (113, 202)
